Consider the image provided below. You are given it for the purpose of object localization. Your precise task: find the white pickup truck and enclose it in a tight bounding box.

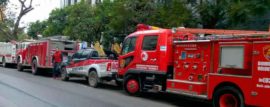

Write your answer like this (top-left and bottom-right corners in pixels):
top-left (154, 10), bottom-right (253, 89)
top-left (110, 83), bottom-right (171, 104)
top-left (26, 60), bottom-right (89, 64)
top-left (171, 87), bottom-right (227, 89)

top-left (61, 48), bottom-right (119, 87)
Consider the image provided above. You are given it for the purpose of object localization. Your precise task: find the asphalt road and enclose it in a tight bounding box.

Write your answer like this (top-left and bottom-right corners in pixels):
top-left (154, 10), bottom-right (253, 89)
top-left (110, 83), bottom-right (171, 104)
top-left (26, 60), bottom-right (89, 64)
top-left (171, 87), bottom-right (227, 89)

top-left (0, 66), bottom-right (211, 107)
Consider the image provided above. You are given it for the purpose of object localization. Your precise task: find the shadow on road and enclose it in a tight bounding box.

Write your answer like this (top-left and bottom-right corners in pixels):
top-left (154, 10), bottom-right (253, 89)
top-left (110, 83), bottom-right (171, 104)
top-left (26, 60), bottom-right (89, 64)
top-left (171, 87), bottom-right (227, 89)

top-left (21, 68), bottom-right (211, 107)
top-left (23, 69), bottom-right (53, 77)
top-left (69, 78), bottom-right (212, 107)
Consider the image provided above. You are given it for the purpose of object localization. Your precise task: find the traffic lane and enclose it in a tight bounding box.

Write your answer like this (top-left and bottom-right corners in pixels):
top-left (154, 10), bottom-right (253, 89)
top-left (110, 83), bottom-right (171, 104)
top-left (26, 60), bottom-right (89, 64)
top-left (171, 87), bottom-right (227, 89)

top-left (0, 67), bottom-right (211, 107)
top-left (0, 68), bottom-right (117, 107)
top-left (0, 81), bottom-right (54, 107)
top-left (0, 67), bottom-right (174, 107)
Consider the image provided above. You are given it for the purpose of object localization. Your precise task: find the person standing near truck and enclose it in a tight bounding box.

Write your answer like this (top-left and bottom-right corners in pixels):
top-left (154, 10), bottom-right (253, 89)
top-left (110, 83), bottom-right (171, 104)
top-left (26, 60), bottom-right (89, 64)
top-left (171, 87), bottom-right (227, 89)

top-left (52, 47), bottom-right (62, 79)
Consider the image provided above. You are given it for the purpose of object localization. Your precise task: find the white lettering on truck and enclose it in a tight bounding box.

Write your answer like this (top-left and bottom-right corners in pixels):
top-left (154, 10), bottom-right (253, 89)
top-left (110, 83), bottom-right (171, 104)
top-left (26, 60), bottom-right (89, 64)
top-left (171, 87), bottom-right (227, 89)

top-left (257, 61), bottom-right (270, 72)
top-left (259, 78), bottom-right (270, 84)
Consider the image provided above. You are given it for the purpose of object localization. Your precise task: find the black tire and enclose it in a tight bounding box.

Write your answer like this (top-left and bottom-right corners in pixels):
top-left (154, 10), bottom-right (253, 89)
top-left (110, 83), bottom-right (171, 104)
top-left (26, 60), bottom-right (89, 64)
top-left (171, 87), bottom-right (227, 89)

top-left (2, 57), bottom-right (7, 68)
top-left (88, 71), bottom-right (100, 88)
top-left (213, 86), bottom-right (244, 107)
top-left (31, 59), bottom-right (39, 75)
top-left (17, 58), bottom-right (23, 71)
top-left (61, 67), bottom-right (69, 81)
top-left (123, 75), bottom-right (141, 96)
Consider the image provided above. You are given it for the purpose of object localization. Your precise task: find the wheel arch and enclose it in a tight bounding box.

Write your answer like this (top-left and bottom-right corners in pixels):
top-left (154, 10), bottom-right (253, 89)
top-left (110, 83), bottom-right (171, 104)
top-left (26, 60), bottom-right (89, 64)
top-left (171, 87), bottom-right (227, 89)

top-left (17, 55), bottom-right (22, 63)
top-left (1, 56), bottom-right (5, 64)
top-left (88, 67), bottom-right (99, 77)
top-left (124, 69), bottom-right (141, 78)
top-left (87, 64), bottom-right (102, 77)
top-left (212, 82), bottom-right (245, 101)
top-left (32, 56), bottom-right (39, 66)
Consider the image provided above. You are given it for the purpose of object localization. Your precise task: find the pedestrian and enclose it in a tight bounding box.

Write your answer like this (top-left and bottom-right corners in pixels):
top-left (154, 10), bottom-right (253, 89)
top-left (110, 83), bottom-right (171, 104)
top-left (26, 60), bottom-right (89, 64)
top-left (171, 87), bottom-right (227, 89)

top-left (52, 47), bottom-right (62, 79)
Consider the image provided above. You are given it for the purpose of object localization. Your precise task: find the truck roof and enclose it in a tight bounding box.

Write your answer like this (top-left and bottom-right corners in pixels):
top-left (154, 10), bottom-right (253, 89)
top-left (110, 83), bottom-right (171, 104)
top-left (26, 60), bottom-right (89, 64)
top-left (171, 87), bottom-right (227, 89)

top-left (126, 29), bottom-right (169, 38)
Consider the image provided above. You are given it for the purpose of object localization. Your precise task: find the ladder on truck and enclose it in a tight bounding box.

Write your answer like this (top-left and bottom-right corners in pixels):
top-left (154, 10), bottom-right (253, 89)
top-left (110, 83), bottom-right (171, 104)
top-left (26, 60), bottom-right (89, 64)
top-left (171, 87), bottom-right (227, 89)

top-left (174, 27), bottom-right (270, 41)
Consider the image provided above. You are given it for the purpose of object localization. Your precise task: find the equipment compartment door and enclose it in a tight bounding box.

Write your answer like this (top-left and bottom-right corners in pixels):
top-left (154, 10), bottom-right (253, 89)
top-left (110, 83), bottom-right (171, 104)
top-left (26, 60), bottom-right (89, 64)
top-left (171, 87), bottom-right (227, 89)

top-left (251, 42), bottom-right (270, 106)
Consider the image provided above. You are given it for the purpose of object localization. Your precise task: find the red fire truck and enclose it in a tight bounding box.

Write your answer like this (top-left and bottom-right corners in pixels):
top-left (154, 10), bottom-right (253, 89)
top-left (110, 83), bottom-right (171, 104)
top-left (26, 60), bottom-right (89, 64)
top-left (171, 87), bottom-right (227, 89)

top-left (118, 24), bottom-right (270, 107)
top-left (0, 42), bottom-right (17, 67)
top-left (19, 37), bottom-right (78, 75)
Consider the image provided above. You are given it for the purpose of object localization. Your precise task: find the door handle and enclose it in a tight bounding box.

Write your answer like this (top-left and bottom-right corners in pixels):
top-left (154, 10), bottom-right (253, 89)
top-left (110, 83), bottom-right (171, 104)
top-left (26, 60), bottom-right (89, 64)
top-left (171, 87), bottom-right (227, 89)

top-left (150, 58), bottom-right (157, 61)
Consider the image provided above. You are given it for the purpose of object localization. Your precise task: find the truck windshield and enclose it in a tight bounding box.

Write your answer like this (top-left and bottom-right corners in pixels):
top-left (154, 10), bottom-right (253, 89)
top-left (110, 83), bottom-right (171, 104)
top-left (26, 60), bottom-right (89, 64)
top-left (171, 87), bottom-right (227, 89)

top-left (121, 37), bottom-right (137, 55)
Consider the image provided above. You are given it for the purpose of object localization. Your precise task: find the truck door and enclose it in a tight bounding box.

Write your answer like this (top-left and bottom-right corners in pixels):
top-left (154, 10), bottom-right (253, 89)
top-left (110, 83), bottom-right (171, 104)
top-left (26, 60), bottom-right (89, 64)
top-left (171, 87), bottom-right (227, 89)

top-left (78, 49), bottom-right (92, 74)
top-left (69, 50), bottom-right (83, 74)
top-left (118, 37), bottom-right (138, 75)
top-left (251, 42), bottom-right (270, 106)
top-left (137, 35), bottom-right (159, 71)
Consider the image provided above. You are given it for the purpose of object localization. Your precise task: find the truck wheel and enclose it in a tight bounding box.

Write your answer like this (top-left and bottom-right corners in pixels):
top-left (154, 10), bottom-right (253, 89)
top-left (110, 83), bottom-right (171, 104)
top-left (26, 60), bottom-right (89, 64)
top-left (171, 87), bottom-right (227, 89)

top-left (61, 67), bottom-right (69, 81)
top-left (88, 71), bottom-right (100, 88)
top-left (2, 57), bottom-right (7, 68)
top-left (213, 86), bottom-right (244, 107)
top-left (31, 59), bottom-right (39, 75)
top-left (17, 58), bottom-right (23, 71)
top-left (124, 75), bottom-right (140, 96)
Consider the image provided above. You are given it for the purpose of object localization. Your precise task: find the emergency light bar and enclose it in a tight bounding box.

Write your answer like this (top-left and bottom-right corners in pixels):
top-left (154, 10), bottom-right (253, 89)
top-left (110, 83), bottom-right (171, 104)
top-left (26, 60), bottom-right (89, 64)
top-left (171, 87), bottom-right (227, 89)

top-left (136, 24), bottom-right (161, 31)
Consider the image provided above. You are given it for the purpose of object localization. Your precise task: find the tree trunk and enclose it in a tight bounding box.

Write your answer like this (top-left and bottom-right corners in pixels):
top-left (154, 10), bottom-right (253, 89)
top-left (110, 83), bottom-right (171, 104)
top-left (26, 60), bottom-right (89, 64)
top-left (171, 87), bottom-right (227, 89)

top-left (11, 0), bottom-right (34, 40)
top-left (12, 15), bottom-right (23, 39)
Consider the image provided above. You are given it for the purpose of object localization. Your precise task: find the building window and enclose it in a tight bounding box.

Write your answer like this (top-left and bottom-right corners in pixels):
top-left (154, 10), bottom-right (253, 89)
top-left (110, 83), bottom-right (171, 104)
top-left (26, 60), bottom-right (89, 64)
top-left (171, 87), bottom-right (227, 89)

top-left (68, 0), bottom-right (71, 5)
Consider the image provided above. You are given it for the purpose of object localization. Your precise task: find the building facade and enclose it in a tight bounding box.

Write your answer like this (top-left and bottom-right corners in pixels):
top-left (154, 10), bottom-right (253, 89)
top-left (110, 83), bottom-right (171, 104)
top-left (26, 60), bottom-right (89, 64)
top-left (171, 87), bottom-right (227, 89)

top-left (60, 0), bottom-right (104, 8)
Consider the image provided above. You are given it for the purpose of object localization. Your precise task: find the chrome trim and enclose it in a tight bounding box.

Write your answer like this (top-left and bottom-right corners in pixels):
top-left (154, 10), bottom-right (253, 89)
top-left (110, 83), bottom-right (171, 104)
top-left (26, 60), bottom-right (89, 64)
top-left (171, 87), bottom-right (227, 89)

top-left (174, 40), bottom-right (210, 44)
top-left (253, 41), bottom-right (270, 43)
top-left (208, 73), bottom-right (252, 78)
top-left (167, 88), bottom-right (208, 99)
top-left (219, 41), bottom-right (250, 44)
top-left (167, 79), bottom-right (206, 85)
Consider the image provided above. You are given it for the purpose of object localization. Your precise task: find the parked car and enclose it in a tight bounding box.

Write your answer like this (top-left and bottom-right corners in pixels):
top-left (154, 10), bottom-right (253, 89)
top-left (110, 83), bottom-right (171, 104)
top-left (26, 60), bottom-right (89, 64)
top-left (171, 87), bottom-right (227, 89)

top-left (61, 48), bottom-right (119, 87)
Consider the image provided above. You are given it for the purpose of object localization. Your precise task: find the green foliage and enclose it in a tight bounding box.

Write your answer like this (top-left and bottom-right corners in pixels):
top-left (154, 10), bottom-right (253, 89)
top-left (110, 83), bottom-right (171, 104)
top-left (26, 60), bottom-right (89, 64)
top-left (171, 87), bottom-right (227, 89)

top-left (27, 20), bottom-right (47, 38)
top-left (0, 19), bottom-right (15, 41)
top-left (32, 0), bottom-right (270, 48)
top-left (195, 0), bottom-right (270, 29)
top-left (43, 8), bottom-right (67, 36)
top-left (151, 0), bottom-right (193, 27)
top-left (63, 2), bottom-right (95, 41)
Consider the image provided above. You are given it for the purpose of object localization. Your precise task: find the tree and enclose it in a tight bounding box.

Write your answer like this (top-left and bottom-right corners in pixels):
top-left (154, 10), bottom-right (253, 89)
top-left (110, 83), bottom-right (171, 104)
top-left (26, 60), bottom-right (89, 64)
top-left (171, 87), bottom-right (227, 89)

top-left (150, 0), bottom-right (193, 28)
top-left (27, 20), bottom-right (47, 38)
top-left (43, 8), bottom-right (67, 36)
top-left (194, 0), bottom-right (270, 29)
top-left (0, 0), bottom-right (8, 21)
top-left (63, 2), bottom-right (94, 41)
top-left (13, 0), bottom-right (34, 38)
top-left (0, 19), bottom-right (14, 41)
top-left (40, 0), bottom-right (270, 48)
top-left (0, 0), bottom-right (9, 41)
top-left (1, 0), bottom-right (34, 41)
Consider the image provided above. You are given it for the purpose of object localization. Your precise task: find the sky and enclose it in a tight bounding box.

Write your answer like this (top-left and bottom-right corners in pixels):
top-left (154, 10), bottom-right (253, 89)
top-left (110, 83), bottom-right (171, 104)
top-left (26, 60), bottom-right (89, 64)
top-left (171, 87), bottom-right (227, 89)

top-left (7, 0), bottom-right (60, 27)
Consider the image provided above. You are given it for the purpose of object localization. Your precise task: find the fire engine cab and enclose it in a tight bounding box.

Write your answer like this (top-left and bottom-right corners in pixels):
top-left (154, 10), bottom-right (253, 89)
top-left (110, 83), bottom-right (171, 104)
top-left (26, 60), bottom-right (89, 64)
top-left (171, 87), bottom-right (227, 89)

top-left (118, 24), bottom-right (270, 107)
